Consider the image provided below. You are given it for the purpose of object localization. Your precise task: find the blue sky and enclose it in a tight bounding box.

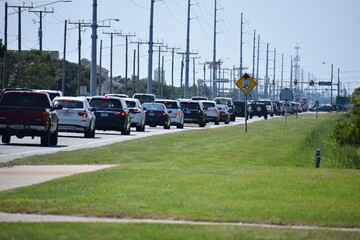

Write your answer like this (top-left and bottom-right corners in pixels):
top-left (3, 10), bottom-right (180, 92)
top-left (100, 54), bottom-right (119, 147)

top-left (1, 0), bottom-right (359, 93)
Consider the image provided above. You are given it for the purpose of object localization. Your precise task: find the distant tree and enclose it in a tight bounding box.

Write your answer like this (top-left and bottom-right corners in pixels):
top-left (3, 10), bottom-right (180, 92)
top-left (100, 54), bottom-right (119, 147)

top-left (7, 50), bottom-right (58, 89)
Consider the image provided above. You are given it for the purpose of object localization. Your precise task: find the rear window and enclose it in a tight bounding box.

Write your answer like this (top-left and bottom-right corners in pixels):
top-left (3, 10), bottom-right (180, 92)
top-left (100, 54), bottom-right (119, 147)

top-left (90, 99), bottom-right (123, 109)
top-left (156, 101), bottom-right (179, 109)
top-left (133, 94), bottom-right (155, 102)
top-left (143, 103), bottom-right (165, 111)
top-left (54, 100), bottom-right (83, 109)
top-left (203, 102), bottom-right (215, 109)
top-left (181, 102), bottom-right (199, 110)
top-left (215, 99), bottom-right (230, 105)
top-left (125, 100), bottom-right (136, 108)
top-left (0, 92), bottom-right (50, 108)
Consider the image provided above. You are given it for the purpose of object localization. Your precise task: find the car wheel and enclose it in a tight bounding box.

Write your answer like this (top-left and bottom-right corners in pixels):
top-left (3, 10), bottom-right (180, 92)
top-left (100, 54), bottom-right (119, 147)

top-left (2, 134), bottom-right (11, 144)
top-left (50, 130), bottom-right (58, 146)
top-left (84, 127), bottom-right (92, 138)
top-left (215, 120), bottom-right (219, 125)
top-left (136, 125), bottom-right (142, 131)
top-left (264, 114), bottom-right (268, 120)
top-left (41, 129), bottom-right (51, 146)
top-left (230, 115), bottom-right (236, 121)
top-left (199, 121), bottom-right (206, 127)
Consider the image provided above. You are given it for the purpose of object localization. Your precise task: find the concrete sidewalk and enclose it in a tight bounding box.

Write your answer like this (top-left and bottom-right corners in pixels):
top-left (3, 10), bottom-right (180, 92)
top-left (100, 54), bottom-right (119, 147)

top-left (0, 165), bottom-right (117, 191)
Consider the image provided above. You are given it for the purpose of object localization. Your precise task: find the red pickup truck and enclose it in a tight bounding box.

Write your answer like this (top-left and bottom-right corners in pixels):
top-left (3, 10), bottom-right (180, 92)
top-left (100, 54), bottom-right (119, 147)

top-left (0, 90), bottom-right (60, 146)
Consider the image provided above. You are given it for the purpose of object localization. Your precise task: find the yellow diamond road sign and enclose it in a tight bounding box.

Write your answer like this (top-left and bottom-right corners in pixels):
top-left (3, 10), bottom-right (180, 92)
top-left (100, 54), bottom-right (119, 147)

top-left (236, 73), bottom-right (257, 95)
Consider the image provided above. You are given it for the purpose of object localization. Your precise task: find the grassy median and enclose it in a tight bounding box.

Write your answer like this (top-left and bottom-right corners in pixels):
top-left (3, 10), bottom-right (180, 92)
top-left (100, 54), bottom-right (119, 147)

top-left (0, 113), bottom-right (359, 239)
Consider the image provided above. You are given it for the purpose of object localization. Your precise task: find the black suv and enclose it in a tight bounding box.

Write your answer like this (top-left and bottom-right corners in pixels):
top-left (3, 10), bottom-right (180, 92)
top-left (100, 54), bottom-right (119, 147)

top-left (214, 97), bottom-right (235, 121)
top-left (179, 100), bottom-right (207, 127)
top-left (249, 101), bottom-right (268, 119)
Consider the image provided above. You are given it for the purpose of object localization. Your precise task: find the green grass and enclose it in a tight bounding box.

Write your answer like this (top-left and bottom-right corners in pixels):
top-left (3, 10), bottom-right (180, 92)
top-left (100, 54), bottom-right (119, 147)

top-left (0, 113), bottom-right (359, 239)
top-left (1, 222), bottom-right (359, 240)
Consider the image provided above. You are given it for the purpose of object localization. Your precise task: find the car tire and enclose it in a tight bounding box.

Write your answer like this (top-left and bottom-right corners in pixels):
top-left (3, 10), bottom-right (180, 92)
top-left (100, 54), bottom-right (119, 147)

top-left (50, 130), bottom-right (58, 146)
top-left (215, 120), bottom-right (219, 125)
top-left (84, 127), bottom-right (92, 138)
top-left (2, 134), bottom-right (11, 144)
top-left (199, 121), bottom-right (206, 127)
top-left (230, 115), bottom-right (236, 121)
top-left (264, 114), bottom-right (268, 120)
top-left (41, 129), bottom-right (51, 146)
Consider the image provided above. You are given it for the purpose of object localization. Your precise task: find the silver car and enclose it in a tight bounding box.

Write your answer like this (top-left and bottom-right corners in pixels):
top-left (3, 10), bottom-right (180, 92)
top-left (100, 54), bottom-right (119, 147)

top-left (124, 98), bottom-right (146, 132)
top-left (53, 96), bottom-right (96, 138)
top-left (154, 99), bottom-right (184, 128)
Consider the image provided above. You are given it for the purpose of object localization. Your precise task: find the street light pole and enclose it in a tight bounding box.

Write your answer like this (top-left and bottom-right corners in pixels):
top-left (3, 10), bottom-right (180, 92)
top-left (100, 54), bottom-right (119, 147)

top-left (330, 63), bottom-right (333, 105)
top-left (90, 0), bottom-right (98, 96)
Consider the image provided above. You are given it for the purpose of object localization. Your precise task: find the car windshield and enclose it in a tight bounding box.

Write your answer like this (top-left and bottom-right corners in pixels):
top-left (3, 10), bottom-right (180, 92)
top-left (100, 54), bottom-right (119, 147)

top-left (0, 92), bottom-right (50, 108)
top-left (203, 102), bottom-right (216, 109)
top-left (54, 100), bottom-right (83, 108)
top-left (181, 102), bottom-right (199, 110)
top-left (143, 103), bottom-right (165, 111)
top-left (90, 99), bottom-right (123, 109)
top-left (156, 101), bottom-right (179, 109)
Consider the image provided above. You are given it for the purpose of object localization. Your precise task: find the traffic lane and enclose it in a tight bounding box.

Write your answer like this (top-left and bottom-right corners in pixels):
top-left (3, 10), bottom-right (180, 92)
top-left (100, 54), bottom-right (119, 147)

top-left (0, 116), bottom-right (263, 163)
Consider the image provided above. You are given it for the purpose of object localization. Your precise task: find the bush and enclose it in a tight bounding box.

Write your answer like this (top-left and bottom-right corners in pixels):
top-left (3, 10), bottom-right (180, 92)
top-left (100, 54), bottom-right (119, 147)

top-left (333, 87), bottom-right (360, 146)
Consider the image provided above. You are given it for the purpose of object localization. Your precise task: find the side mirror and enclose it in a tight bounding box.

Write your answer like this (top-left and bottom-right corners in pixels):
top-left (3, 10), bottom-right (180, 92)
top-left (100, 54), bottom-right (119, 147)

top-left (90, 107), bottom-right (96, 112)
top-left (54, 104), bottom-right (63, 110)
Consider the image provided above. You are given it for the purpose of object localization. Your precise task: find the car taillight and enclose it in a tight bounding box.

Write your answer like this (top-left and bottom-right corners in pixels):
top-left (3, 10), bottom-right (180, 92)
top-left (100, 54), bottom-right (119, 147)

top-left (78, 112), bottom-right (88, 118)
top-left (115, 111), bottom-right (126, 116)
top-left (155, 112), bottom-right (166, 116)
top-left (42, 110), bottom-right (48, 122)
top-left (198, 110), bottom-right (203, 114)
top-left (133, 109), bottom-right (141, 113)
top-left (211, 109), bottom-right (218, 113)
top-left (175, 110), bottom-right (181, 116)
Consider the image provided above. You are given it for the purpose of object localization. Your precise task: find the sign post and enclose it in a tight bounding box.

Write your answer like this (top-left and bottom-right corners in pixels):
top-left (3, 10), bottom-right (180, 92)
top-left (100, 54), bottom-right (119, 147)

top-left (280, 88), bottom-right (293, 124)
top-left (236, 73), bottom-right (257, 132)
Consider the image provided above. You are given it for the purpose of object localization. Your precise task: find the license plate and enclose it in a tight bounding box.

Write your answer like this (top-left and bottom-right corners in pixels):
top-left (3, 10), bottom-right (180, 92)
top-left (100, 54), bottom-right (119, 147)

top-left (64, 112), bottom-right (72, 117)
top-left (149, 113), bottom-right (155, 116)
top-left (186, 110), bottom-right (192, 114)
top-left (101, 113), bottom-right (108, 117)
top-left (13, 125), bottom-right (24, 129)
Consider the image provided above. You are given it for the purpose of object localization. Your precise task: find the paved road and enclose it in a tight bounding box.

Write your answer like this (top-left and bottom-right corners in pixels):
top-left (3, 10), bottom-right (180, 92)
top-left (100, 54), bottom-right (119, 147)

top-left (0, 117), bottom-right (264, 163)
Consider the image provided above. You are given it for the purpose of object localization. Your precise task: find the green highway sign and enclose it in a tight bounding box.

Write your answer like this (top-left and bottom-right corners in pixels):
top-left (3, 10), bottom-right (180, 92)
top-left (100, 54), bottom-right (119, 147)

top-left (336, 96), bottom-right (350, 106)
top-left (318, 81), bottom-right (332, 86)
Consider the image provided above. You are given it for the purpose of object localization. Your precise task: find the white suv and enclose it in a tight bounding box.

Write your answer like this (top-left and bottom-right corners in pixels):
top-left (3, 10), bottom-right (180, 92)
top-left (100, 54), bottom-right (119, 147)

top-left (124, 98), bottom-right (146, 132)
top-left (53, 96), bottom-right (96, 138)
top-left (202, 100), bottom-right (220, 125)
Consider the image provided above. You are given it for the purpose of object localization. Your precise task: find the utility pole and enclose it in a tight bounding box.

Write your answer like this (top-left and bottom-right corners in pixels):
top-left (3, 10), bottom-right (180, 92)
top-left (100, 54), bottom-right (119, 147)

top-left (273, 48), bottom-right (276, 100)
top-left (240, 13), bottom-right (244, 79)
top-left (90, 0), bottom-right (98, 96)
top-left (30, 8), bottom-right (54, 52)
top-left (99, 39), bottom-right (102, 95)
top-left (147, 0), bottom-right (155, 94)
top-left (337, 68), bottom-right (340, 97)
top-left (178, 51), bottom-right (198, 98)
top-left (154, 45), bottom-right (168, 98)
top-left (131, 39), bottom-right (148, 91)
top-left (265, 43), bottom-right (269, 99)
top-left (119, 33), bottom-right (136, 92)
top-left (61, 20), bottom-right (67, 94)
top-left (212, 0), bottom-right (218, 99)
top-left (69, 20), bottom-right (92, 95)
top-left (184, 0), bottom-right (193, 99)
top-left (132, 49), bottom-right (136, 95)
top-left (281, 53), bottom-right (284, 90)
top-left (167, 46), bottom-right (181, 99)
top-left (330, 63), bottom-right (333, 105)
top-left (7, 3), bottom-right (33, 52)
top-left (290, 55), bottom-right (293, 89)
top-left (192, 55), bottom-right (201, 97)
top-left (251, 29), bottom-right (256, 100)
top-left (255, 35), bottom-right (260, 99)
top-left (103, 31), bottom-right (121, 93)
